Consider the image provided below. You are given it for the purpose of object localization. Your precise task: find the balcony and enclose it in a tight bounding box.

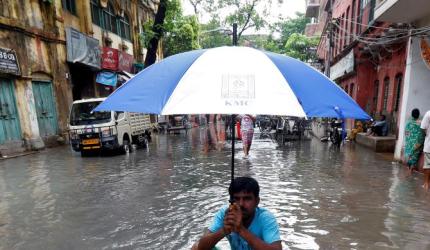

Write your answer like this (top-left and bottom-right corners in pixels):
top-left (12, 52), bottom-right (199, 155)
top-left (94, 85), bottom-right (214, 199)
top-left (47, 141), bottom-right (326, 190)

top-left (305, 0), bottom-right (320, 18)
top-left (374, 0), bottom-right (430, 23)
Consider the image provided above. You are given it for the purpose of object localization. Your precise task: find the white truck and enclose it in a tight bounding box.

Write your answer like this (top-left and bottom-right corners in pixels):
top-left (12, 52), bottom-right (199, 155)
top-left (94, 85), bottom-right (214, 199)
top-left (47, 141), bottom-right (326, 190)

top-left (68, 98), bottom-right (151, 156)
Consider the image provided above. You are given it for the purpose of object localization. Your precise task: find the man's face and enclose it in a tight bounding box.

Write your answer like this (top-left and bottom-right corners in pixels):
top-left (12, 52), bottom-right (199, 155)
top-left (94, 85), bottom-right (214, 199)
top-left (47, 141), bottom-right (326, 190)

top-left (231, 191), bottom-right (259, 220)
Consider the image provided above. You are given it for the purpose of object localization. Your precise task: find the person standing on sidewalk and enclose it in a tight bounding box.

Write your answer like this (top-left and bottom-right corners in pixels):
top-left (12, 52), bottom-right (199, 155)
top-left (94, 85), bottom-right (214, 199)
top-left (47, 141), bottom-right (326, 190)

top-left (421, 110), bottom-right (430, 190)
top-left (405, 109), bottom-right (425, 174)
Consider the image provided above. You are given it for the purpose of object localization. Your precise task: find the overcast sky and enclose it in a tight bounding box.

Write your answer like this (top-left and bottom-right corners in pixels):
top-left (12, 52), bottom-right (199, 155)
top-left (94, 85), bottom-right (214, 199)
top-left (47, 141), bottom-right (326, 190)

top-left (181, 0), bottom-right (306, 34)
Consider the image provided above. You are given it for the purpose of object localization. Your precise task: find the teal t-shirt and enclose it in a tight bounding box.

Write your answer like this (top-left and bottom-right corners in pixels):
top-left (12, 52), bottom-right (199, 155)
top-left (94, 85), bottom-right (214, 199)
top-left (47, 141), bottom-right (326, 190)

top-left (208, 206), bottom-right (281, 249)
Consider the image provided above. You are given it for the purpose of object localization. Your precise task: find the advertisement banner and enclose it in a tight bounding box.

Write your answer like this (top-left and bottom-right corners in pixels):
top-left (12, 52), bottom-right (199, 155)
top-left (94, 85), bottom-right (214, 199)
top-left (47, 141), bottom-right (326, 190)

top-left (0, 48), bottom-right (20, 75)
top-left (66, 27), bottom-right (101, 69)
top-left (101, 47), bottom-right (119, 71)
top-left (118, 51), bottom-right (134, 73)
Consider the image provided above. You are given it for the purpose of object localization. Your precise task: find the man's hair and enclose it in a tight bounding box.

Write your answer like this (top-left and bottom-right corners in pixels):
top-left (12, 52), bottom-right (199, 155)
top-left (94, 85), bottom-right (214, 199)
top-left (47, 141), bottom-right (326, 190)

top-left (412, 108), bottom-right (420, 119)
top-left (380, 114), bottom-right (386, 120)
top-left (229, 177), bottom-right (260, 198)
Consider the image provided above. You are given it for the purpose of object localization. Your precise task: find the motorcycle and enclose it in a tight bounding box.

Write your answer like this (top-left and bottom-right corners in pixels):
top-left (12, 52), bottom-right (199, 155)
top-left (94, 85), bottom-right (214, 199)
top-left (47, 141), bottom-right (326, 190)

top-left (329, 119), bottom-right (343, 146)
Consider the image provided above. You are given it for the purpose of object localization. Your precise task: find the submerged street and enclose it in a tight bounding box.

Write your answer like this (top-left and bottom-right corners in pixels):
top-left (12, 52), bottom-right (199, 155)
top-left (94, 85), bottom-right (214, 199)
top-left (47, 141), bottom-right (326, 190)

top-left (1, 126), bottom-right (430, 250)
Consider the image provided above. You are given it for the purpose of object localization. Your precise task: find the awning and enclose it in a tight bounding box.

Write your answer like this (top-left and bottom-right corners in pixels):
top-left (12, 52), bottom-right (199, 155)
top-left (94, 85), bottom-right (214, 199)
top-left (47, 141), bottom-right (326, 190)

top-left (96, 71), bottom-right (117, 86)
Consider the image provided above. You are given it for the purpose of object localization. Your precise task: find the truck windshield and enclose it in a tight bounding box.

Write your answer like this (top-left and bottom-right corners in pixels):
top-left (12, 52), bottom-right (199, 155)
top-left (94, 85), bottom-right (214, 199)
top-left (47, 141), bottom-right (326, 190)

top-left (70, 101), bottom-right (112, 126)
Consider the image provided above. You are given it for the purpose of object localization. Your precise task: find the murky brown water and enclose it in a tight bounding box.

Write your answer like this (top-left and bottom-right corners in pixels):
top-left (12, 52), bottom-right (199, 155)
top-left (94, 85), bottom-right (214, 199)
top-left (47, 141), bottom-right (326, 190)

top-left (1, 125), bottom-right (430, 249)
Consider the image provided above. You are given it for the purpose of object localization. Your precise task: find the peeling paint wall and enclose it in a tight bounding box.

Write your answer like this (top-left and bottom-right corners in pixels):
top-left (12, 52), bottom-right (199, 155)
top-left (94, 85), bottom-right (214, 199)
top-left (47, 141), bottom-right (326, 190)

top-left (0, 0), bottom-right (71, 152)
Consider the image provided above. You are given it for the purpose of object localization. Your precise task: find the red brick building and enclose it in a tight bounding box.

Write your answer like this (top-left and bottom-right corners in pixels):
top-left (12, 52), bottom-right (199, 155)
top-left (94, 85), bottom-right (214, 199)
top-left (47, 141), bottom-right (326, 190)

top-left (308, 0), bottom-right (407, 135)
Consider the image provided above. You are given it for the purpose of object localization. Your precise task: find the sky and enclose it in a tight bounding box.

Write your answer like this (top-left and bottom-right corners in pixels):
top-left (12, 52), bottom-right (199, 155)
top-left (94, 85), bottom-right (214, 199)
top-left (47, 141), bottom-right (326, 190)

top-left (181, 0), bottom-right (306, 34)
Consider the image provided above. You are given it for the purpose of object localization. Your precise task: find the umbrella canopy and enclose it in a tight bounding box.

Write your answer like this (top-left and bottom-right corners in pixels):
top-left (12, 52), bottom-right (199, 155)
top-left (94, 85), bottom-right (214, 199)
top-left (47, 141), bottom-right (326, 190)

top-left (95, 46), bottom-right (370, 120)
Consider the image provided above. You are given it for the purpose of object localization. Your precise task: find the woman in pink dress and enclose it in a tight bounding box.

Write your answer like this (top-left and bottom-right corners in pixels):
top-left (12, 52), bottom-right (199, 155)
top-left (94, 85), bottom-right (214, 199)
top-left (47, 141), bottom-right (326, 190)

top-left (240, 115), bottom-right (255, 157)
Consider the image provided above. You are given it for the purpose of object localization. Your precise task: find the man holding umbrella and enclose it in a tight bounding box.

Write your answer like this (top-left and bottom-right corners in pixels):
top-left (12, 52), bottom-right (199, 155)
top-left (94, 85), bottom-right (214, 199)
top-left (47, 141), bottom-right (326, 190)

top-left (192, 177), bottom-right (282, 250)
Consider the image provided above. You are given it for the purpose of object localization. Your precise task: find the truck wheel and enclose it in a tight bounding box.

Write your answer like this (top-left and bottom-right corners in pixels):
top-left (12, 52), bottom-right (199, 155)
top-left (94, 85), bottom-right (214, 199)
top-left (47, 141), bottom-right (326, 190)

top-left (121, 140), bottom-right (130, 154)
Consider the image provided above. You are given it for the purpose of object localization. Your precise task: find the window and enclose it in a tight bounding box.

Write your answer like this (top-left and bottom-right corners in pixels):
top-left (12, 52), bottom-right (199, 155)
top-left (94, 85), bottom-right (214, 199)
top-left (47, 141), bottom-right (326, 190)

top-left (394, 74), bottom-right (403, 111)
top-left (103, 3), bottom-right (117, 33)
top-left (373, 80), bottom-right (379, 110)
top-left (346, 7), bottom-right (350, 45)
top-left (350, 83), bottom-right (355, 97)
top-left (118, 14), bottom-right (131, 40)
top-left (62, 0), bottom-right (77, 15)
top-left (383, 77), bottom-right (390, 111)
top-left (91, 0), bottom-right (101, 26)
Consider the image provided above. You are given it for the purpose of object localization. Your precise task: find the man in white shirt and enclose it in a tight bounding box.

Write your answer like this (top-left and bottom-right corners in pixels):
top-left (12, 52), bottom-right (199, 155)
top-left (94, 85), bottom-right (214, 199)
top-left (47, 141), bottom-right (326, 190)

top-left (420, 110), bottom-right (430, 190)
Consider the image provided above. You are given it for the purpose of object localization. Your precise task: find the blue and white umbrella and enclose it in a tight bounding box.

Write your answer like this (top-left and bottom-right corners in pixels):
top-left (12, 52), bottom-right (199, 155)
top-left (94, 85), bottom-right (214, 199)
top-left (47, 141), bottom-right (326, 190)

top-left (95, 46), bottom-right (370, 120)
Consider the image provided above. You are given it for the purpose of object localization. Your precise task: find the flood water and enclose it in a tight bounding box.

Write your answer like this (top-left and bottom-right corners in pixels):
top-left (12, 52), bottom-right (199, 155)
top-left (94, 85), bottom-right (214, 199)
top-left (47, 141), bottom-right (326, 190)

top-left (1, 125), bottom-right (430, 249)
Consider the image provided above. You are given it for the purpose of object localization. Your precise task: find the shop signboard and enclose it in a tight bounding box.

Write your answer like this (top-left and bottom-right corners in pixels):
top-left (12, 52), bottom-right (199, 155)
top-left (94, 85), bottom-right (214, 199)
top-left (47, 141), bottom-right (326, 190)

top-left (66, 27), bottom-right (101, 69)
top-left (101, 47), bottom-right (119, 71)
top-left (330, 50), bottom-right (354, 80)
top-left (118, 51), bottom-right (134, 73)
top-left (0, 48), bottom-right (20, 75)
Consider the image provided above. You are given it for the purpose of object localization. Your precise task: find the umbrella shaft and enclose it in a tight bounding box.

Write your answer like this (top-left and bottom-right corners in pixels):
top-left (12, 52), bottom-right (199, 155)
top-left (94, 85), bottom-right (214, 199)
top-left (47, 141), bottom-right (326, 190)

top-left (231, 114), bottom-right (235, 182)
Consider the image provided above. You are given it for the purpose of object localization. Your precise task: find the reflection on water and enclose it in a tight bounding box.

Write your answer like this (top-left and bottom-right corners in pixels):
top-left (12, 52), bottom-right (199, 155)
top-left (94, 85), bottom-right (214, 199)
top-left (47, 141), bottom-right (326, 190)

top-left (1, 128), bottom-right (430, 249)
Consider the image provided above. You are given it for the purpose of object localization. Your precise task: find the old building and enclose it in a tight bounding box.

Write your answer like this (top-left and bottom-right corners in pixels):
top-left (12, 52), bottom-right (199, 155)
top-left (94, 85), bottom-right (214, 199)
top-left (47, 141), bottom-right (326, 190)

top-left (312, 0), bottom-right (408, 136)
top-left (311, 0), bottom-right (430, 165)
top-left (0, 0), bottom-right (160, 157)
top-left (374, 0), bottom-right (430, 163)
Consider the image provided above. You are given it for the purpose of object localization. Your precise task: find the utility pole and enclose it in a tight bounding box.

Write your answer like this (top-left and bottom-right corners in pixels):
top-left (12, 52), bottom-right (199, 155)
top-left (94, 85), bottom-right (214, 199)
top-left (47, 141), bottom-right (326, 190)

top-left (325, 0), bottom-right (333, 78)
top-left (233, 23), bottom-right (238, 46)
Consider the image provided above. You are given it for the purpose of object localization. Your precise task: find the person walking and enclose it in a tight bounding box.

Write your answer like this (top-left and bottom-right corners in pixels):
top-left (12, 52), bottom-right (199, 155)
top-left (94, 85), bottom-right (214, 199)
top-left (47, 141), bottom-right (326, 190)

top-left (240, 115), bottom-right (255, 158)
top-left (421, 110), bottom-right (430, 190)
top-left (404, 109), bottom-right (425, 174)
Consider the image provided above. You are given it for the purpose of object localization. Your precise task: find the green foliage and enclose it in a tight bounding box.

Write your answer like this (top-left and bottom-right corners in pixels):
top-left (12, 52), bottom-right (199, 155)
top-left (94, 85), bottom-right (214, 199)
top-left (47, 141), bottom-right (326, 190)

top-left (164, 15), bottom-right (201, 56)
top-left (199, 17), bottom-right (232, 48)
top-left (140, 0), bottom-right (200, 57)
top-left (284, 33), bottom-right (319, 62)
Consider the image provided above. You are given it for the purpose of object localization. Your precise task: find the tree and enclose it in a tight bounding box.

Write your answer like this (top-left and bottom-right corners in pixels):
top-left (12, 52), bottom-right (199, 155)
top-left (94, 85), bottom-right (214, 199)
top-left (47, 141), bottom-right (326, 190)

top-left (199, 17), bottom-right (232, 48)
top-left (219, 0), bottom-right (272, 41)
top-left (273, 12), bottom-right (310, 45)
top-left (143, 0), bottom-right (200, 65)
top-left (164, 15), bottom-right (200, 56)
top-left (144, 0), bottom-right (168, 67)
top-left (284, 33), bottom-right (319, 62)
top-left (261, 12), bottom-right (311, 54)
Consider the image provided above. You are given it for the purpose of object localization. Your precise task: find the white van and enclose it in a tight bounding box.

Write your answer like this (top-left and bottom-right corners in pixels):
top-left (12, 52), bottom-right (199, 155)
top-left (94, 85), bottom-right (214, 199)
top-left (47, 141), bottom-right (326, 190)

top-left (68, 98), bottom-right (151, 156)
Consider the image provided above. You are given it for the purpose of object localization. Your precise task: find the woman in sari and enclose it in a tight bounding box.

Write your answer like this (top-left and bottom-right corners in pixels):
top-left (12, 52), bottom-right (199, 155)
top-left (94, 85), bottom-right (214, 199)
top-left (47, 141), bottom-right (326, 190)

top-left (405, 108), bottom-right (425, 174)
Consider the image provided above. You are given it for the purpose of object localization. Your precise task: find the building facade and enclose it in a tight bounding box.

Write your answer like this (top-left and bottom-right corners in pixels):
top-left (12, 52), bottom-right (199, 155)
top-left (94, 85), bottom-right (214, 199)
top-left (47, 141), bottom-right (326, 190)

top-left (309, 0), bottom-right (408, 135)
top-left (309, 0), bottom-right (430, 166)
top-left (374, 0), bottom-right (430, 162)
top-left (0, 0), bottom-right (160, 157)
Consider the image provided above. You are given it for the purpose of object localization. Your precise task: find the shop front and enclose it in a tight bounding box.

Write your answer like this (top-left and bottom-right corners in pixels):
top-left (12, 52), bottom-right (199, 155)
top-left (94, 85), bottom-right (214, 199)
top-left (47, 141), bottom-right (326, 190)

top-left (66, 27), bottom-right (101, 100)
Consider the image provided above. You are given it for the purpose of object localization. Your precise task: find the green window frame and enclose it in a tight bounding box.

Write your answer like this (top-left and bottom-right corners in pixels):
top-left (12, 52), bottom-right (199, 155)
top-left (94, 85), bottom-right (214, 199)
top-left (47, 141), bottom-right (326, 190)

top-left (91, 0), bottom-right (101, 26)
top-left (118, 15), bottom-right (131, 40)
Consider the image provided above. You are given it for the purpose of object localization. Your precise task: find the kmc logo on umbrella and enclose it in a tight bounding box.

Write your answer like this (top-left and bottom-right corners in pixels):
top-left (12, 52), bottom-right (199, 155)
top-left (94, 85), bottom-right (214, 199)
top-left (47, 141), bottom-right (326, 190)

top-left (222, 74), bottom-right (255, 107)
